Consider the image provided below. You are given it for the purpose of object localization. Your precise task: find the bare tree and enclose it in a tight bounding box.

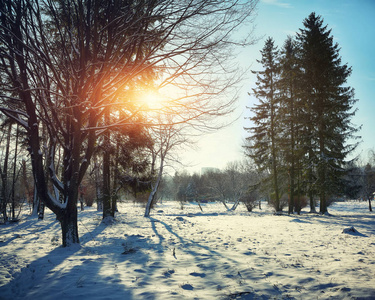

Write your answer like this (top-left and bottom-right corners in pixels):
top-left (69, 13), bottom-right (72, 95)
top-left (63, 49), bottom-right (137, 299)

top-left (206, 170), bottom-right (230, 210)
top-left (0, 0), bottom-right (258, 246)
top-left (144, 117), bottom-right (188, 217)
top-left (225, 160), bottom-right (259, 211)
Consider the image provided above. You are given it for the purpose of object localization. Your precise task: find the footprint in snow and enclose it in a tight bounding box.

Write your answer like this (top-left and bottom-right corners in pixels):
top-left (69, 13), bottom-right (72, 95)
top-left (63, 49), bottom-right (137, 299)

top-left (242, 250), bottom-right (255, 256)
top-left (134, 268), bottom-right (146, 273)
top-left (189, 272), bottom-right (206, 278)
top-left (163, 269), bottom-right (175, 277)
top-left (264, 271), bottom-right (273, 277)
top-left (181, 283), bottom-right (194, 290)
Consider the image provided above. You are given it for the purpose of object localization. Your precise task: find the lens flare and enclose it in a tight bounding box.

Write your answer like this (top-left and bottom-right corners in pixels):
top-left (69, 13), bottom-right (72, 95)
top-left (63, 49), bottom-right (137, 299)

top-left (139, 91), bottom-right (164, 111)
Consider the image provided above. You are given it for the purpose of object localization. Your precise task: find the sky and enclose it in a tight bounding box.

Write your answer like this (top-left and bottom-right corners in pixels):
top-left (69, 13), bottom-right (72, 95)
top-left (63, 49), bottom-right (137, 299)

top-left (179, 0), bottom-right (375, 174)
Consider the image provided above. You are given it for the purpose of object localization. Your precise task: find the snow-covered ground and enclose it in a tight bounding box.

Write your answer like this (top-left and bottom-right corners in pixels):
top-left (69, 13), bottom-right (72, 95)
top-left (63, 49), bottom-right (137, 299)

top-left (1, 200), bottom-right (374, 299)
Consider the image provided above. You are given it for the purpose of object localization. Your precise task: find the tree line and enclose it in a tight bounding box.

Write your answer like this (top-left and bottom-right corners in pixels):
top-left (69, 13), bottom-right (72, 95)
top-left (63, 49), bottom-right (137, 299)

top-left (158, 161), bottom-right (260, 212)
top-left (154, 155), bottom-right (375, 214)
top-left (245, 12), bottom-right (360, 215)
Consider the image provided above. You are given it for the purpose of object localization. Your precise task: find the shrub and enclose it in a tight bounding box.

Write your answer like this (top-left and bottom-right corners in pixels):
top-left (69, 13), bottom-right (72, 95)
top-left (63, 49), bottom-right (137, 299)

top-left (269, 192), bottom-right (288, 211)
top-left (241, 191), bottom-right (258, 212)
top-left (294, 195), bottom-right (308, 214)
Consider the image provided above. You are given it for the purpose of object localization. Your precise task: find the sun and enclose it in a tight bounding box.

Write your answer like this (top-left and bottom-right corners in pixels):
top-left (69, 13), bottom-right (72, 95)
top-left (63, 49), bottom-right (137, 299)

top-left (139, 91), bottom-right (165, 111)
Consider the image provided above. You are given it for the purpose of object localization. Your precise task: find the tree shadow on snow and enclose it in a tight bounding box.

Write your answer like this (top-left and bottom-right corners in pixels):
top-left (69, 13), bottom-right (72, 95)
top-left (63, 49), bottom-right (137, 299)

top-left (0, 216), bottom-right (60, 247)
top-left (147, 217), bottom-right (278, 299)
top-left (0, 218), bottom-right (136, 300)
top-left (299, 212), bottom-right (375, 236)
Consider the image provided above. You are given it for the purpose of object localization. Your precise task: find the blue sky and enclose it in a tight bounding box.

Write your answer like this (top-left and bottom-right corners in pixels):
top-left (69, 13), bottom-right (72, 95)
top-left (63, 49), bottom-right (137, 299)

top-left (182, 0), bottom-right (375, 172)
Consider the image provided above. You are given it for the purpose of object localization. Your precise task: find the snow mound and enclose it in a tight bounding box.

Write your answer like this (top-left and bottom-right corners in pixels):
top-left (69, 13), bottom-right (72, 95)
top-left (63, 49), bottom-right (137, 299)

top-left (342, 226), bottom-right (358, 234)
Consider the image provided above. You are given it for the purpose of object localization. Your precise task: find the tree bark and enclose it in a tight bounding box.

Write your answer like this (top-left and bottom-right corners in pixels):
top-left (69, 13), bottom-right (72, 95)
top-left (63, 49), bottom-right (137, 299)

top-left (0, 123), bottom-right (11, 222)
top-left (230, 199), bottom-right (240, 211)
top-left (11, 124), bottom-right (19, 220)
top-left (197, 200), bottom-right (203, 212)
top-left (221, 200), bottom-right (230, 210)
top-left (144, 157), bottom-right (164, 217)
top-left (102, 143), bottom-right (112, 218)
top-left (102, 111), bottom-right (113, 219)
top-left (38, 201), bottom-right (45, 220)
top-left (144, 185), bottom-right (158, 217)
top-left (31, 183), bottom-right (39, 217)
top-left (59, 206), bottom-right (79, 247)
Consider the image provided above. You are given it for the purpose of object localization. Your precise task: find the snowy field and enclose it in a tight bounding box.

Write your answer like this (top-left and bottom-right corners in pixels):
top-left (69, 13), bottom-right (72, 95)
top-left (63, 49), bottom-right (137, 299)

top-left (0, 200), bottom-right (374, 300)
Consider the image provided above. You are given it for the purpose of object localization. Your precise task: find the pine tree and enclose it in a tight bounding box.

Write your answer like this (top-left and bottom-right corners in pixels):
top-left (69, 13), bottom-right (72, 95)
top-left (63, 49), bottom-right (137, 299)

top-left (296, 12), bottom-right (359, 214)
top-left (278, 36), bottom-right (304, 214)
top-left (246, 37), bottom-right (283, 212)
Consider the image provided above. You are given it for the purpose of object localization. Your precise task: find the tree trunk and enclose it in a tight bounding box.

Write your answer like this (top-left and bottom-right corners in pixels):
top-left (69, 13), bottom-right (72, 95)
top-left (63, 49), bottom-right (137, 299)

top-left (270, 74), bottom-right (281, 212)
top-left (295, 162), bottom-right (302, 215)
top-left (221, 200), bottom-right (229, 210)
top-left (56, 182), bottom-right (80, 246)
top-left (22, 160), bottom-right (32, 213)
top-left (11, 124), bottom-right (19, 220)
top-left (111, 141), bottom-right (120, 216)
top-left (309, 192), bottom-right (315, 213)
top-left (102, 112), bottom-right (112, 219)
top-left (80, 194), bottom-right (84, 211)
top-left (288, 86), bottom-right (295, 215)
top-left (38, 201), bottom-right (45, 220)
top-left (230, 199), bottom-right (240, 211)
top-left (318, 161), bottom-right (327, 214)
top-left (145, 158), bottom-right (164, 217)
top-left (31, 183), bottom-right (39, 217)
top-left (94, 161), bottom-right (102, 211)
top-left (0, 123), bottom-right (11, 222)
top-left (145, 186), bottom-right (158, 217)
top-left (288, 167), bottom-right (295, 215)
top-left (369, 197), bottom-right (373, 212)
top-left (196, 199), bottom-right (203, 212)
top-left (272, 166), bottom-right (281, 212)
top-left (102, 146), bottom-right (112, 218)
top-left (320, 193), bottom-right (327, 214)
top-left (59, 207), bottom-right (79, 247)
top-left (308, 158), bottom-right (316, 213)
top-left (271, 136), bottom-right (280, 212)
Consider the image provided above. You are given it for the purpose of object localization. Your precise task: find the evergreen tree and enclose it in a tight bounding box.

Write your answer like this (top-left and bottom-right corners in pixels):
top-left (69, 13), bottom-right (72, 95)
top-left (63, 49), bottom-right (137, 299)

top-left (296, 12), bottom-right (359, 214)
top-left (278, 36), bottom-right (304, 214)
top-left (246, 37), bottom-right (283, 212)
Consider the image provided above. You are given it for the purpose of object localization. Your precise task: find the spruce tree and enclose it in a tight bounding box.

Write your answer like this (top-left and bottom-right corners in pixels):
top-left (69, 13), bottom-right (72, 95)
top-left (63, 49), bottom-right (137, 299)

top-left (296, 13), bottom-right (359, 214)
top-left (246, 37), bottom-right (283, 212)
top-left (278, 36), bottom-right (304, 214)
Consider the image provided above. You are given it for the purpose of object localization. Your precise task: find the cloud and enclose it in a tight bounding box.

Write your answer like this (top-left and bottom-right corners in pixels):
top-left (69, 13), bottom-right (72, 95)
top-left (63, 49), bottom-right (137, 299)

top-left (261, 0), bottom-right (292, 8)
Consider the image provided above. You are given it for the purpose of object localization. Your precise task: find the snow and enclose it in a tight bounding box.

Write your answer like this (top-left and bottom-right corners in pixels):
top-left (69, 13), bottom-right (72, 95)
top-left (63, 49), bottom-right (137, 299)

top-left (1, 201), bottom-right (375, 299)
top-left (47, 192), bottom-right (67, 209)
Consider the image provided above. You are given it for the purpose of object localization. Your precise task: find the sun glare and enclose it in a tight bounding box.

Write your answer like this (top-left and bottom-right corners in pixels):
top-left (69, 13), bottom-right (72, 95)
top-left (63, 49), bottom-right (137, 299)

top-left (139, 91), bottom-right (165, 111)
